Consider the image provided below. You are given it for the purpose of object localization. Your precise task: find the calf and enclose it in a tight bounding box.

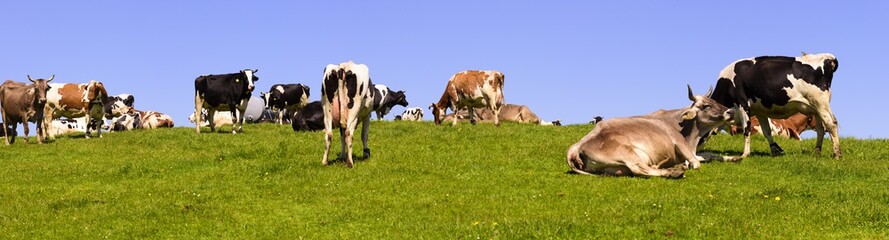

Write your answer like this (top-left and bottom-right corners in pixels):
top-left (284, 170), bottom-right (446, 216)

top-left (709, 52), bottom-right (840, 159)
top-left (321, 61), bottom-right (374, 168)
top-left (260, 83), bottom-right (310, 124)
top-left (566, 86), bottom-right (733, 178)
top-left (0, 75), bottom-right (54, 144)
top-left (397, 107), bottom-right (424, 121)
top-left (430, 70), bottom-right (505, 126)
top-left (194, 69), bottom-right (258, 134)
top-left (44, 80), bottom-right (108, 139)
top-left (291, 101), bottom-right (324, 132)
top-left (370, 84), bottom-right (408, 120)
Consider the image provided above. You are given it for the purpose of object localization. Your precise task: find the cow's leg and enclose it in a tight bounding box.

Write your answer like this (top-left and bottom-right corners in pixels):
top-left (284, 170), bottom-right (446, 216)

top-left (360, 115), bottom-right (371, 158)
top-left (322, 102), bottom-right (334, 166)
top-left (624, 148), bottom-right (685, 178)
top-left (468, 108), bottom-right (477, 125)
top-left (813, 107), bottom-right (841, 159)
top-left (492, 104), bottom-right (501, 127)
top-left (2, 113), bottom-right (10, 145)
top-left (757, 116), bottom-right (784, 156)
top-left (84, 110), bottom-right (93, 139)
top-left (207, 109), bottom-right (217, 133)
top-left (43, 106), bottom-right (56, 141)
top-left (231, 105), bottom-right (241, 134)
top-left (673, 144), bottom-right (701, 170)
top-left (278, 110), bottom-right (285, 125)
top-left (341, 127), bottom-right (353, 168)
top-left (738, 107), bottom-right (753, 159)
top-left (194, 92), bottom-right (203, 134)
top-left (21, 116), bottom-right (30, 144)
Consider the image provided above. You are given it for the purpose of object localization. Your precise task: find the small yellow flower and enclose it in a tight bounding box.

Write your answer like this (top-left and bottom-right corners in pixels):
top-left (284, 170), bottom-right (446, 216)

top-left (491, 222), bottom-right (498, 227)
top-left (764, 195), bottom-right (769, 198)
top-left (472, 221), bottom-right (480, 226)
top-left (775, 196), bottom-right (781, 201)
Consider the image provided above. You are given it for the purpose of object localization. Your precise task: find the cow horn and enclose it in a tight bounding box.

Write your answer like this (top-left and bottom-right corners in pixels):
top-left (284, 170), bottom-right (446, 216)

top-left (705, 85), bottom-right (713, 97)
top-left (687, 84), bottom-right (695, 101)
top-left (801, 51), bottom-right (808, 56)
top-left (253, 69), bottom-right (259, 73)
top-left (47, 75), bottom-right (54, 82)
top-left (27, 75), bottom-right (35, 83)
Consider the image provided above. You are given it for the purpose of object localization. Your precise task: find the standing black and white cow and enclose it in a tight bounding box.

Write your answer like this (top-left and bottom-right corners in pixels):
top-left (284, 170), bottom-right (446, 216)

top-left (260, 83), bottom-right (310, 124)
top-left (370, 84), bottom-right (408, 120)
top-left (321, 61), bottom-right (374, 168)
top-left (709, 52), bottom-right (840, 159)
top-left (194, 69), bottom-right (259, 134)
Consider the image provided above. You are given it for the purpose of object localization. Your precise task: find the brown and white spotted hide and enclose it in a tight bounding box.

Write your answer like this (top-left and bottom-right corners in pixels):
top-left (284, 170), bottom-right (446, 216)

top-left (729, 113), bottom-right (816, 140)
top-left (430, 70), bottom-right (505, 126)
top-left (440, 104), bottom-right (559, 126)
top-left (43, 80), bottom-right (107, 140)
top-left (0, 75), bottom-right (54, 145)
top-left (138, 110), bottom-right (174, 129)
top-left (321, 61), bottom-right (373, 168)
top-left (565, 86), bottom-right (733, 178)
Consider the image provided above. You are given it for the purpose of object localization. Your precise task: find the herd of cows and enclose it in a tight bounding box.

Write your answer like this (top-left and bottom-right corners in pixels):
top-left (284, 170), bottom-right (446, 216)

top-left (1, 52), bottom-right (841, 178)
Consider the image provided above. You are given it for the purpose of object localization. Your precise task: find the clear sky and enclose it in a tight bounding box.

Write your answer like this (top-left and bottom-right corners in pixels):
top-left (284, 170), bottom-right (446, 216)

top-left (3, 1), bottom-right (887, 138)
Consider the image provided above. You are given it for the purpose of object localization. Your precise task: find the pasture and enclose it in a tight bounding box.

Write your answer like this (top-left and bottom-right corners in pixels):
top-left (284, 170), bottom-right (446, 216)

top-left (0, 122), bottom-right (886, 238)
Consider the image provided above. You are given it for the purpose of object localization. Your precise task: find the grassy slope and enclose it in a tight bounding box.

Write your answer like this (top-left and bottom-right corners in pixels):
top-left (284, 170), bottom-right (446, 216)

top-left (0, 122), bottom-right (886, 238)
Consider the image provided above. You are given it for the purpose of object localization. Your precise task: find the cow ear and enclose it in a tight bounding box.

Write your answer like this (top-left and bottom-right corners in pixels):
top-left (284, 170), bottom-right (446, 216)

top-left (681, 109), bottom-right (697, 120)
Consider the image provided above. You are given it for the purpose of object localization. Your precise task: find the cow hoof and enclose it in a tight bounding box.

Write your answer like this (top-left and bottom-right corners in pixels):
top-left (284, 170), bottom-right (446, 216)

top-left (769, 143), bottom-right (785, 156)
top-left (363, 148), bottom-right (371, 158)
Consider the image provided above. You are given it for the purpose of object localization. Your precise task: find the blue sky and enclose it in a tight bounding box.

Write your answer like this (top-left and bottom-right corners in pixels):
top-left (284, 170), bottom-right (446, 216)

top-left (3, 1), bottom-right (887, 138)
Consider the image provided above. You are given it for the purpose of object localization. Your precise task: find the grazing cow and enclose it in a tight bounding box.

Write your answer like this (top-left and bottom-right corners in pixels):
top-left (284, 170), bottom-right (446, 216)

top-left (441, 103), bottom-right (559, 126)
top-left (189, 109), bottom-right (234, 129)
top-left (291, 101), bottom-right (324, 132)
top-left (430, 70), bottom-right (505, 126)
top-left (370, 84), bottom-right (408, 120)
top-left (321, 61), bottom-right (375, 168)
top-left (0, 75), bottom-right (54, 144)
top-left (260, 83), bottom-right (310, 124)
top-left (49, 117), bottom-right (88, 137)
top-left (729, 113), bottom-right (816, 140)
top-left (193, 69), bottom-right (258, 134)
top-left (104, 94), bottom-right (134, 119)
top-left (566, 86), bottom-right (733, 178)
top-left (43, 80), bottom-right (108, 139)
top-left (709, 52), bottom-right (840, 159)
top-left (397, 107), bottom-right (424, 121)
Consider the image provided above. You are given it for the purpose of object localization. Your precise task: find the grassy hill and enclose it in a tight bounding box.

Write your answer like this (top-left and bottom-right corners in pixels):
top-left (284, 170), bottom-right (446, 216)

top-left (0, 122), bottom-right (886, 238)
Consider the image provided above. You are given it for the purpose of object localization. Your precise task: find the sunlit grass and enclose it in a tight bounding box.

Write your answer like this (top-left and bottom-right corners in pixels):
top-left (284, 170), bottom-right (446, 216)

top-left (0, 122), bottom-right (886, 238)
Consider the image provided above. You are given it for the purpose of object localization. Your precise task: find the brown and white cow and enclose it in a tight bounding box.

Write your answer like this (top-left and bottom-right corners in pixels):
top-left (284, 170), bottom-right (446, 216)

top-left (0, 75), bottom-right (54, 145)
top-left (321, 61), bottom-right (374, 168)
top-left (729, 113), bottom-right (816, 140)
top-left (566, 86), bottom-right (734, 178)
top-left (188, 109), bottom-right (234, 129)
top-left (441, 103), bottom-right (559, 126)
top-left (430, 70), bottom-right (505, 126)
top-left (43, 80), bottom-right (107, 139)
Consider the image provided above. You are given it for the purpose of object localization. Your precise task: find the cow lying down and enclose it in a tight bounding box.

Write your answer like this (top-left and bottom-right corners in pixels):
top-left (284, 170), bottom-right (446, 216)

top-left (566, 86), bottom-right (734, 178)
top-left (441, 104), bottom-right (560, 126)
top-left (110, 108), bottom-right (174, 131)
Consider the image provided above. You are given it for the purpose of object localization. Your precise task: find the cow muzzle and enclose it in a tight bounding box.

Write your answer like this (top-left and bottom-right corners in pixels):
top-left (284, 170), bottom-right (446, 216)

top-left (722, 109), bottom-right (734, 121)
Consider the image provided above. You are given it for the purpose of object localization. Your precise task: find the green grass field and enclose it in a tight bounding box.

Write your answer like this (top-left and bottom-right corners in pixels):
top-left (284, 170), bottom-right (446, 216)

top-left (0, 122), bottom-right (886, 238)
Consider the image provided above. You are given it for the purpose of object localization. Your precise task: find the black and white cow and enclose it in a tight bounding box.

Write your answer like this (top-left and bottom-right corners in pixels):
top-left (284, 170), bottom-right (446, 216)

top-left (291, 101), bottom-right (324, 132)
top-left (49, 117), bottom-right (88, 136)
top-left (370, 84), bottom-right (408, 120)
top-left (397, 107), bottom-right (424, 121)
top-left (104, 94), bottom-right (134, 119)
top-left (321, 61), bottom-right (374, 168)
top-left (709, 52), bottom-right (840, 159)
top-left (260, 83), bottom-right (310, 124)
top-left (193, 69), bottom-right (258, 134)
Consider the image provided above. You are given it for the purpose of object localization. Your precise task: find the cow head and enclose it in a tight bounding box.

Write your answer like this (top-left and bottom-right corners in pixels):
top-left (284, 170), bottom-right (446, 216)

top-left (259, 91), bottom-right (270, 109)
top-left (27, 75), bottom-right (54, 104)
top-left (84, 80), bottom-right (108, 104)
top-left (241, 69), bottom-right (259, 92)
top-left (683, 84), bottom-right (732, 127)
top-left (429, 103), bottom-right (445, 125)
top-left (105, 94), bottom-right (135, 118)
top-left (391, 90), bottom-right (409, 107)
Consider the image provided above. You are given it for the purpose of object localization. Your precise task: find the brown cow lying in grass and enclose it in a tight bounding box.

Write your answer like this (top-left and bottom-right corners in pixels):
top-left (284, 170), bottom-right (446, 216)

top-left (441, 103), bottom-right (560, 126)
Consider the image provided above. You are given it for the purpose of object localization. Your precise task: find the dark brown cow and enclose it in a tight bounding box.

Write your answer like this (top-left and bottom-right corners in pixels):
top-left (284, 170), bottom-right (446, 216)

top-left (43, 80), bottom-right (108, 139)
top-left (430, 70), bottom-right (505, 126)
top-left (0, 75), bottom-right (54, 145)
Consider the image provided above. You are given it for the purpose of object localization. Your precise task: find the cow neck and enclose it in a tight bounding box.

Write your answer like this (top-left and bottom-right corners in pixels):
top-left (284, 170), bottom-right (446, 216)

top-left (661, 107), bottom-right (706, 152)
top-left (434, 90), bottom-right (450, 109)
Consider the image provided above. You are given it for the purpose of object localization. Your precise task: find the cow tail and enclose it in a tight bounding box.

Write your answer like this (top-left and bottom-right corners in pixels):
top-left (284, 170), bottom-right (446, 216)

top-left (0, 85), bottom-right (8, 139)
top-left (566, 144), bottom-right (592, 175)
top-left (337, 75), bottom-right (348, 128)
